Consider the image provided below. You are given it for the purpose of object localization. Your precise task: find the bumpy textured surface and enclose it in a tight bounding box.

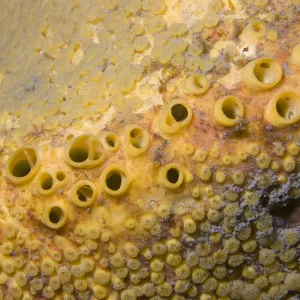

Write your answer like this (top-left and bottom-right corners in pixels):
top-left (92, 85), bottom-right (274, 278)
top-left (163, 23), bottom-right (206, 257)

top-left (0, 0), bottom-right (300, 299)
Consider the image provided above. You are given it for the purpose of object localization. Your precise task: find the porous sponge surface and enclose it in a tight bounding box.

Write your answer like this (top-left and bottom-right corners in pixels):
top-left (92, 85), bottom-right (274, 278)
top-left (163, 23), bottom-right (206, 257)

top-left (0, 0), bottom-right (300, 299)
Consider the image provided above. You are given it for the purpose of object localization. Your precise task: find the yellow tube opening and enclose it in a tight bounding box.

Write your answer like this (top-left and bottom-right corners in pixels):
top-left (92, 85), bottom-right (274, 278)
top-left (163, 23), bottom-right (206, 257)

top-left (123, 124), bottom-right (151, 157)
top-left (42, 203), bottom-right (68, 230)
top-left (100, 164), bottom-right (131, 197)
top-left (5, 146), bottom-right (40, 185)
top-left (56, 171), bottom-right (66, 181)
top-left (242, 57), bottom-right (283, 90)
top-left (158, 163), bottom-right (184, 191)
top-left (99, 131), bottom-right (120, 152)
top-left (69, 180), bottom-right (97, 208)
top-left (185, 74), bottom-right (210, 95)
top-left (213, 96), bottom-right (245, 127)
top-left (65, 134), bottom-right (106, 168)
top-left (159, 99), bottom-right (193, 134)
top-left (265, 91), bottom-right (300, 128)
top-left (49, 207), bottom-right (64, 224)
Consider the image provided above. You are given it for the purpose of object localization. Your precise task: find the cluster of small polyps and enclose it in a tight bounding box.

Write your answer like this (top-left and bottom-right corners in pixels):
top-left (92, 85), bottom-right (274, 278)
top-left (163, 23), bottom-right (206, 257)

top-left (1, 96), bottom-right (300, 300)
top-left (0, 0), bottom-right (300, 299)
top-left (1, 184), bottom-right (300, 299)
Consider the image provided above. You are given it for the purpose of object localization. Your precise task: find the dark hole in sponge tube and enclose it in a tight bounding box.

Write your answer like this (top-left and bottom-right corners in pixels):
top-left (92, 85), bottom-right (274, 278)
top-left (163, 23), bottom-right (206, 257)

top-left (167, 168), bottom-right (179, 184)
top-left (130, 128), bottom-right (142, 139)
top-left (69, 148), bottom-right (88, 162)
top-left (106, 137), bottom-right (115, 147)
top-left (130, 128), bottom-right (145, 149)
top-left (77, 185), bottom-right (93, 202)
top-left (12, 160), bottom-right (31, 177)
top-left (42, 176), bottom-right (53, 190)
top-left (222, 104), bottom-right (237, 119)
top-left (56, 172), bottom-right (65, 181)
top-left (260, 62), bottom-right (270, 68)
top-left (276, 98), bottom-right (295, 120)
top-left (49, 207), bottom-right (63, 224)
top-left (171, 104), bottom-right (188, 122)
top-left (106, 172), bottom-right (122, 191)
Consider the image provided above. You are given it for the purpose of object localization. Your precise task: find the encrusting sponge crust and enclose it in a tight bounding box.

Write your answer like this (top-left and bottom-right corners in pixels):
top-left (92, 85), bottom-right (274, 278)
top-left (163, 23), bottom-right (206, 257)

top-left (0, 0), bottom-right (300, 299)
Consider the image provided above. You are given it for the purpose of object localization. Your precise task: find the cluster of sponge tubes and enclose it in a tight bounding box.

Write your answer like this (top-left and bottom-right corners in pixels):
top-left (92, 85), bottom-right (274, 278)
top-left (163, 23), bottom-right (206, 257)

top-left (4, 57), bottom-right (300, 230)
